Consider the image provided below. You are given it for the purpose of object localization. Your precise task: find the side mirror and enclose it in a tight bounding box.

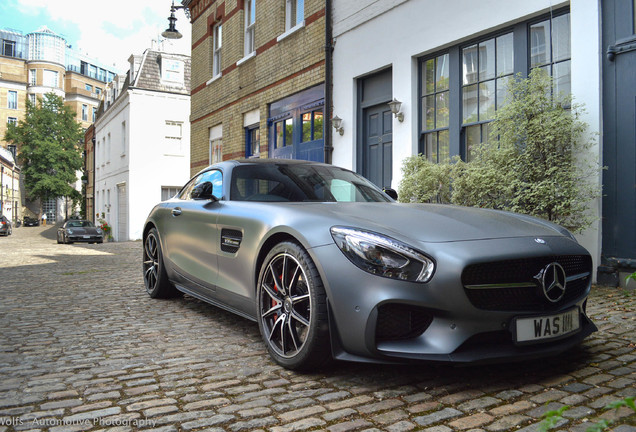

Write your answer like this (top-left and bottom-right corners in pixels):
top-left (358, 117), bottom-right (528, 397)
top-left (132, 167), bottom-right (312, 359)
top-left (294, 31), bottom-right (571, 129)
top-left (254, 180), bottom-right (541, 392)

top-left (383, 187), bottom-right (398, 201)
top-left (191, 181), bottom-right (218, 201)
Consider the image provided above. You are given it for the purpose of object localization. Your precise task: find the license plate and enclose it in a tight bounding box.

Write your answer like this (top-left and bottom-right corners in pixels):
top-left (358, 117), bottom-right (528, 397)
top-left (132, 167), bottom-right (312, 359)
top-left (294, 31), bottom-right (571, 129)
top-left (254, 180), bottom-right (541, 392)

top-left (83, 235), bottom-right (90, 239)
top-left (514, 308), bottom-right (580, 343)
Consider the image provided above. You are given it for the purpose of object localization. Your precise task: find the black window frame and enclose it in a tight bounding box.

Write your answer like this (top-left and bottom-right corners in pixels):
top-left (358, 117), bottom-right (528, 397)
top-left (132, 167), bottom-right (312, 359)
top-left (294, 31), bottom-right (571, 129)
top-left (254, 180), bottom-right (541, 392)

top-left (417, 7), bottom-right (570, 162)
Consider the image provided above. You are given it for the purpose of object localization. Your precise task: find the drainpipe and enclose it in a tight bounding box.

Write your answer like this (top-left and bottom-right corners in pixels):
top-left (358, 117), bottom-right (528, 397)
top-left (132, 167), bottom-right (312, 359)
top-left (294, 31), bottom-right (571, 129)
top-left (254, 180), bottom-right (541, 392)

top-left (324, 0), bottom-right (334, 164)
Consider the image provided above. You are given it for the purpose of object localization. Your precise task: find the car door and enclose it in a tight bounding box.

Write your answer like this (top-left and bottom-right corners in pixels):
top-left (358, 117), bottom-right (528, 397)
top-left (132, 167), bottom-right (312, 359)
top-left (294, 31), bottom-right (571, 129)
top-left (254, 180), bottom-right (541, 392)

top-left (162, 169), bottom-right (224, 296)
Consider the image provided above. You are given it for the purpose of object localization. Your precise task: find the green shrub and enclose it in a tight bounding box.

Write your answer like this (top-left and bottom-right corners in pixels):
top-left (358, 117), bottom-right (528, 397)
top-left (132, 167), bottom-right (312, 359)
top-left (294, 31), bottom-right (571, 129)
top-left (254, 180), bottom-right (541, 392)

top-left (399, 69), bottom-right (601, 233)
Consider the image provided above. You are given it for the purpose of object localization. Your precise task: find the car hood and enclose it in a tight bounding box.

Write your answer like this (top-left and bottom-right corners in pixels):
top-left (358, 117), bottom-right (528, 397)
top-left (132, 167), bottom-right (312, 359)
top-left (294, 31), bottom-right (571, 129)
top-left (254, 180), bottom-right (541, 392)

top-left (290, 202), bottom-right (569, 243)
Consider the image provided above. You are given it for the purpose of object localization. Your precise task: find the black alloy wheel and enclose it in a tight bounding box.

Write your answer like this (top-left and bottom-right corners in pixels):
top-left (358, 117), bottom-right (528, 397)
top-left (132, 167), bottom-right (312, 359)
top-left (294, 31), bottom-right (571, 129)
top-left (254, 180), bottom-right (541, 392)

top-left (143, 228), bottom-right (178, 298)
top-left (257, 241), bottom-right (331, 370)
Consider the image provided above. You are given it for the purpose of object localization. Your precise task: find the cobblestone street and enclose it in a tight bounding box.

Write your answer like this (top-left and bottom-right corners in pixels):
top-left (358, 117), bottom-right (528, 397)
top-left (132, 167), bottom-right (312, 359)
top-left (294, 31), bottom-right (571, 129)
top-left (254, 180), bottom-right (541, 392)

top-left (0, 224), bottom-right (634, 432)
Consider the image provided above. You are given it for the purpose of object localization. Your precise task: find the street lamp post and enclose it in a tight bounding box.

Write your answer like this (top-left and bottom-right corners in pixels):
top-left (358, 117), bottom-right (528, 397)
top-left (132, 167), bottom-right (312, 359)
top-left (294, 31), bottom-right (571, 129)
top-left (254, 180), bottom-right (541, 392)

top-left (161, 1), bottom-right (190, 40)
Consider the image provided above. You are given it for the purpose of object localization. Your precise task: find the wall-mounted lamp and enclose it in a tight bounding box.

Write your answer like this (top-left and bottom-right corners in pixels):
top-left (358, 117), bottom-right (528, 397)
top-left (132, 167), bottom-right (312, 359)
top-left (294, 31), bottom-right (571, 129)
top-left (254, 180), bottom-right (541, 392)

top-left (332, 116), bottom-right (344, 136)
top-left (161, 1), bottom-right (190, 39)
top-left (388, 98), bottom-right (404, 122)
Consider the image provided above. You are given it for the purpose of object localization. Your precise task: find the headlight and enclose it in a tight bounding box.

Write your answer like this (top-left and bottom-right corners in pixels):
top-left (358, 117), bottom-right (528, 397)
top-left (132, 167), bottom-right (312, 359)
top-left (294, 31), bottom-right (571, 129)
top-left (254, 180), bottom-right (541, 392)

top-left (96, 228), bottom-right (103, 235)
top-left (66, 229), bottom-right (74, 234)
top-left (330, 226), bottom-right (435, 282)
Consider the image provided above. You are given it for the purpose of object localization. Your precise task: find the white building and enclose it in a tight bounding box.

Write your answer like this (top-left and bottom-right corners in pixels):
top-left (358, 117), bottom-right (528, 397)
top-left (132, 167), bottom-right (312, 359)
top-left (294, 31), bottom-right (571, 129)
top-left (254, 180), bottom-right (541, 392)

top-left (94, 49), bottom-right (191, 241)
top-left (330, 0), bottom-right (635, 284)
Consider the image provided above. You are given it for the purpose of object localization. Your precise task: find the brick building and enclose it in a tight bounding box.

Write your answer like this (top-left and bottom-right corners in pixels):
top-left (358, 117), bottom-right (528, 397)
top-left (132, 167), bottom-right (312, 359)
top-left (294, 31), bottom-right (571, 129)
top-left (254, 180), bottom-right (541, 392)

top-left (183, 0), bottom-right (328, 176)
top-left (0, 26), bottom-right (117, 222)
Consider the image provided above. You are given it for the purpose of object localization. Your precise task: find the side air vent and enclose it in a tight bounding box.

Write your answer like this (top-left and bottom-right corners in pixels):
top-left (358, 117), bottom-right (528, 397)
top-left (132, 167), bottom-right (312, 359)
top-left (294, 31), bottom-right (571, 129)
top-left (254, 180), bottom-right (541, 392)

top-left (221, 229), bottom-right (242, 253)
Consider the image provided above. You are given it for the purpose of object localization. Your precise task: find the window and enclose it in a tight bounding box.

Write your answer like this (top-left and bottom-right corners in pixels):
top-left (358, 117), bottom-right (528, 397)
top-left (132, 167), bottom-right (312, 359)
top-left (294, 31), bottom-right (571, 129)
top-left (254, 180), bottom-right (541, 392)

top-left (212, 23), bottom-right (222, 77)
top-left (82, 104), bottom-right (88, 121)
top-left (29, 69), bottom-right (36, 86)
top-left (85, 83), bottom-right (93, 92)
top-left (179, 170), bottom-right (223, 200)
top-left (161, 186), bottom-right (181, 201)
top-left (530, 14), bottom-right (571, 96)
top-left (7, 117), bottom-right (17, 125)
top-left (274, 118), bottom-right (293, 148)
top-left (92, 107), bottom-right (97, 122)
top-left (301, 109), bottom-right (323, 142)
top-left (246, 125), bottom-right (260, 157)
top-left (2, 40), bottom-right (15, 57)
top-left (209, 124), bottom-right (223, 164)
top-left (418, 10), bottom-right (571, 163)
top-left (285, 0), bottom-right (304, 31)
top-left (462, 32), bottom-right (513, 160)
top-left (165, 121), bottom-right (183, 154)
top-left (420, 53), bottom-right (450, 163)
top-left (7, 91), bottom-right (17, 110)
top-left (245, 0), bottom-right (256, 56)
top-left (43, 70), bottom-right (58, 88)
top-left (29, 94), bottom-right (36, 105)
top-left (162, 59), bottom-right (184, 83)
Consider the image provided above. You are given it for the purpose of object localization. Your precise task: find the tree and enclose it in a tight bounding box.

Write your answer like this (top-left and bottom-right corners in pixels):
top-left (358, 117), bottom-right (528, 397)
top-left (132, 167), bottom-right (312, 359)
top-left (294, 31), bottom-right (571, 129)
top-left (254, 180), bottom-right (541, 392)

top-left (5, 93), bottom-right (84, 209)
top-left (399, 69), bottom-right (601, 233)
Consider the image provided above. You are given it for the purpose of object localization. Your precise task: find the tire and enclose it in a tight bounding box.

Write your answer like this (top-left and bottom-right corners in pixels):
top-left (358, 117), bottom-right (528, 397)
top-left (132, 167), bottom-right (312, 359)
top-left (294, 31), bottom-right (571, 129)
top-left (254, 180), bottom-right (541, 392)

top-left (143, 228), bottom-right (178, 298)
top-left (256, 241), bottom-right (331, 370)
top-left (57, 234), bottom-right (62, 244)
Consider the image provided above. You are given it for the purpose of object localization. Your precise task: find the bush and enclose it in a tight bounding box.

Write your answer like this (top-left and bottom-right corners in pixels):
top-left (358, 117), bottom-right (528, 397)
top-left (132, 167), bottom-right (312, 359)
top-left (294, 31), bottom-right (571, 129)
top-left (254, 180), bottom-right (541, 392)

top-left (399, 69), bottom-right (601, 233)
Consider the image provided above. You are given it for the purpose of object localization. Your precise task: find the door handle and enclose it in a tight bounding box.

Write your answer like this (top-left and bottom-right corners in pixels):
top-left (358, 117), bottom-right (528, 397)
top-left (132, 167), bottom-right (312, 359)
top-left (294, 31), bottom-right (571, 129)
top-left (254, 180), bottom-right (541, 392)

top-left (172, 207), bottom-right (182, 216)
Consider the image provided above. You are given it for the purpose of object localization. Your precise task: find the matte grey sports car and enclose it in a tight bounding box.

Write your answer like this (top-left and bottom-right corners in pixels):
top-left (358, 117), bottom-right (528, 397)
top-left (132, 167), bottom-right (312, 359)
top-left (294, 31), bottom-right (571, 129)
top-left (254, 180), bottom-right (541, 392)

top-left (143, 159), bottom-right (596, 370)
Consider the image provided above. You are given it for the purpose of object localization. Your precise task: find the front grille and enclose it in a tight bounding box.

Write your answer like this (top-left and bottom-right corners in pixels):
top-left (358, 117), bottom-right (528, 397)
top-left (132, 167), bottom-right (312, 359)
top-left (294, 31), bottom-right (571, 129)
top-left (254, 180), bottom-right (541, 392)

top-left (462, 255), bottom-right (592, 311)
top-left (375, 304), bottom-right (433, 341)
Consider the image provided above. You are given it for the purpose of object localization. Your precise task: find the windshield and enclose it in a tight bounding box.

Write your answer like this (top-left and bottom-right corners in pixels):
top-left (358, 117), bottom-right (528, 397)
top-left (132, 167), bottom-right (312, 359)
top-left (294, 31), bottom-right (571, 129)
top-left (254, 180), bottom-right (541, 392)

top-left (67, 220), bottom-right (95, 228)
top-left (231, 164), bottom-right (391, 202)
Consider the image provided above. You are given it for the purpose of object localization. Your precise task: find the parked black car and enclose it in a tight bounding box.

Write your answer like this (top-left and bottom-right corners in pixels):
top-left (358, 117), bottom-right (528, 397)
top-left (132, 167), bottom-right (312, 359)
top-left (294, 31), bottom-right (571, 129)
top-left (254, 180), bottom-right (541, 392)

top-left (0, 215), bottom-right (12, 236)
top-left (57, 220), bottom-right (104, 244)
top-left (23, 216), bottom-right (39, 227)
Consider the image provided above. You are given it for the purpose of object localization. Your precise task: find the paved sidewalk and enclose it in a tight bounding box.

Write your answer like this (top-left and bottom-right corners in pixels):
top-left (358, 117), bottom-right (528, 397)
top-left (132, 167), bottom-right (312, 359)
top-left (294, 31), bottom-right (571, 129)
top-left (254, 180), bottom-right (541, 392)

top-left (0, 225), bottom-right (634, 432)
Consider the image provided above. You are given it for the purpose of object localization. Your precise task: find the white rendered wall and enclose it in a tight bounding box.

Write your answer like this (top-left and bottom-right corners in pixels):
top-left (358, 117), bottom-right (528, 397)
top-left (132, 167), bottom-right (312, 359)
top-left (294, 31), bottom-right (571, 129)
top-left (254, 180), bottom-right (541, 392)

top-left (331, 0), bottom-right (602, 276)
top-left (94, 94), bottom-right (130, 237)
top-left (127, 89), bottom-right (191, 241)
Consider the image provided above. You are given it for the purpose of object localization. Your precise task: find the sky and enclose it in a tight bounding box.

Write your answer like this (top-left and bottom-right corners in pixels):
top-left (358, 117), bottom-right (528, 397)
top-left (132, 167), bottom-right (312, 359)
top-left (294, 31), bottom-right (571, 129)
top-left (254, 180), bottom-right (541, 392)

top-left (0, 0), bottom-right (192, 73)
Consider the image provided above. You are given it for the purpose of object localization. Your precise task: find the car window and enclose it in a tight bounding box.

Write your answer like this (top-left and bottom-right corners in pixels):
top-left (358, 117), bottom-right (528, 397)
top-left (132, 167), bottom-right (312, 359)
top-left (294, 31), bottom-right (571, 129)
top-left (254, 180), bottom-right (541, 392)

top-left (231, 164), bottom-right (391, 202)
top-left (179, 169), bottom-right (223, 200)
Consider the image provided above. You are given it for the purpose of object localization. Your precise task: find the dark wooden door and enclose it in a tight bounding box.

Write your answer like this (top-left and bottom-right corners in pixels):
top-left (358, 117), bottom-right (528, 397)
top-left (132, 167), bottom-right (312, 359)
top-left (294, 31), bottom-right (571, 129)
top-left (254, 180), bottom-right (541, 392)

top-left (363, 104), bottom-right (393, 188)
top-left (602, 0), bottom-right (636, 262)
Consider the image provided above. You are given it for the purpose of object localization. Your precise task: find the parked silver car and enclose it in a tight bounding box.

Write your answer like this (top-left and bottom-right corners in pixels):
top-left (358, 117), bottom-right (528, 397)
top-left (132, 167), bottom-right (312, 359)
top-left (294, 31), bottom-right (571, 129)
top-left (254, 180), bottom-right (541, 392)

top-left (143, 159), bottom-right (596, 370)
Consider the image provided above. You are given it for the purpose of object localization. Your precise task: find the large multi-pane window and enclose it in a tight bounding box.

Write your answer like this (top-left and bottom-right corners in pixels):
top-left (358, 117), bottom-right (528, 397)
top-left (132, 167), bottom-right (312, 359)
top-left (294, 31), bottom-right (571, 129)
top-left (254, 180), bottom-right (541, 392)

top-left (419, 10), bottom-right (571, 163)
top-left (530, 14), bottom-right (571, 96)
top-left (212, 23), bottom-right (222, 77)
top-left (462, 32), bottom-right (514, 160)
top-left (245, 0), bottom-right (256, 56)
top-left (420, 54), bottom-right (450, 163)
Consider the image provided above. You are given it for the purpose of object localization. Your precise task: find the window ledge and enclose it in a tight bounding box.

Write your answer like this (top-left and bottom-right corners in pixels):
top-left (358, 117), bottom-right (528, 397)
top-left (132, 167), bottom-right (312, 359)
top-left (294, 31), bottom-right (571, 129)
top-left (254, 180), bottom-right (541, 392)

top-left (237, 52), bottom-right (256, 66)
top-left (277, 21), bottom-right (305, 42)
top-left (206, 73), bottom-right (222, 86)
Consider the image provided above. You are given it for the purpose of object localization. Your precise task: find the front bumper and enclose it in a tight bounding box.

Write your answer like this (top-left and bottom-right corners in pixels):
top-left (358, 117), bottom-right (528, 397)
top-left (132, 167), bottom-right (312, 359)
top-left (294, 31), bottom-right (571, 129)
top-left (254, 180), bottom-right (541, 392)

top-left (67, 235), bottom-right (103, 243)
top-left (308, 236), bottom-right (596, 364)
